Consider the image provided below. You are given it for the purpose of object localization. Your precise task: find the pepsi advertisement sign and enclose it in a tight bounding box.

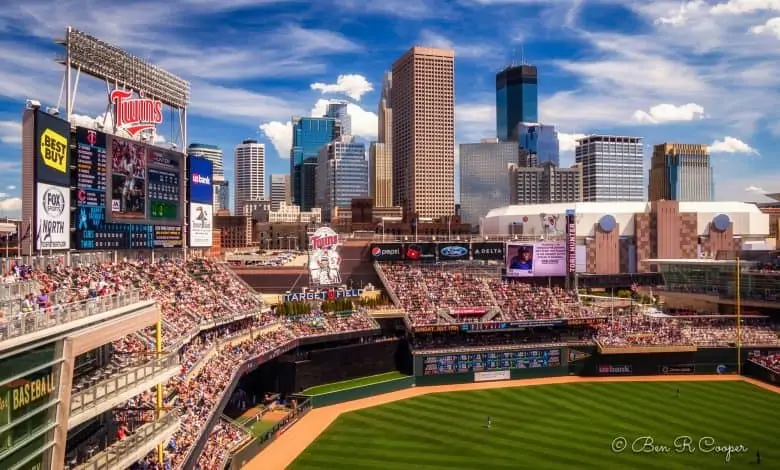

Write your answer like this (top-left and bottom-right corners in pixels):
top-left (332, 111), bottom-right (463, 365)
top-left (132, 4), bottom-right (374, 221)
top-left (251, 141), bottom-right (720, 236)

top-left (188, 156), bottom-right (213, 204)
top-left (370, 243), bottom-right (403, 261)
top-left (438, 243), bottom-right (469, 260)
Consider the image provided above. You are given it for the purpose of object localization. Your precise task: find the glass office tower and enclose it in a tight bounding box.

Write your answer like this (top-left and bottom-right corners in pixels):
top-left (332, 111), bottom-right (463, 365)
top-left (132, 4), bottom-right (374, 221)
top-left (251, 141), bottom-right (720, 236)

top-left (516, 122), bottom-right (560, 167)
top-left (316, 136), bottom-right (368, 221)
top-left (496, 65), bottom-right (538, 141)
top-left (291, 117), bottom-right (337, 211)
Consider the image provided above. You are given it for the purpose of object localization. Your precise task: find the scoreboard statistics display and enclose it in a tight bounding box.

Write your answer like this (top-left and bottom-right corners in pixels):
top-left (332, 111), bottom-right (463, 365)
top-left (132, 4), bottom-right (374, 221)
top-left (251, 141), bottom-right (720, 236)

top-left (74, 127), bottom-right (183, 249)
top-left (422, 349), bottom-right (561, 375)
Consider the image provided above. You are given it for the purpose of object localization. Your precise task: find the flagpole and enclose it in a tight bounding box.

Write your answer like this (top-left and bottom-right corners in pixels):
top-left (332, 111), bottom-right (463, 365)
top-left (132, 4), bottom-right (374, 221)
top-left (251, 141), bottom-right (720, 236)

top-left (736, 255), bottom-right (742, 375)
top-left (28, 217), bottom-right (33, 258)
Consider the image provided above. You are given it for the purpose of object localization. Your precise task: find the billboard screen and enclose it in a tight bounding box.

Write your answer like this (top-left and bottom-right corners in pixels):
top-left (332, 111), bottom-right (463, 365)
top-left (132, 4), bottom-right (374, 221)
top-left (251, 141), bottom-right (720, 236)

top-left (309, 227), bottom-right (341, 286)
top-left (35, 182), bottom-right (70, 250)
top-left (369, 243), bottom-right (402, 261)
top-left (106, 135), bottom-right (182, 225)
top-left (34, 111), bottom-right (71, 187)
top-left (188, 156), bottom-right (214, 204)
top-left (189, 202), bottom-right (213, 247)
top-left (437, 243), bottom-right (470, 261)
top-left (422, 349), bottom-right (561, 375)
top-left (75, 127), bottom-right (182, 250)
top-left (472, 242), bottom-right (505, 260)
top-left (403, 243), bottom-right (436, 261)
top-left (510, 213), bottom-right (567, 237)
top-left (506, 241), bottom-right (567, 277)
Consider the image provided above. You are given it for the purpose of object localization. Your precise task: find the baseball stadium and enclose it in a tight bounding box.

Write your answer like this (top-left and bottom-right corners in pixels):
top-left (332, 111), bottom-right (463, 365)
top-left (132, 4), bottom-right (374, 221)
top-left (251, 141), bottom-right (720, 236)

top-left (3, 26), bottom-right (780, 470)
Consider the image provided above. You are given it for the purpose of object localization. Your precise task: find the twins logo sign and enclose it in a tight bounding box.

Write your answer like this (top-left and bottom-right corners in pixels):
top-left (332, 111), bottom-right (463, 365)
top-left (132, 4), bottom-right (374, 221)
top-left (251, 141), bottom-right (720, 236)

top-left (309, 227), bottom-right (342, 286)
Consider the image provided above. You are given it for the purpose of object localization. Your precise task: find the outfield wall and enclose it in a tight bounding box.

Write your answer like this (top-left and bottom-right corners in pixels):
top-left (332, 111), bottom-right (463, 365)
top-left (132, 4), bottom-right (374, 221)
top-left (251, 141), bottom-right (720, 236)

top-left (306, 376), bottom-right (416, 407)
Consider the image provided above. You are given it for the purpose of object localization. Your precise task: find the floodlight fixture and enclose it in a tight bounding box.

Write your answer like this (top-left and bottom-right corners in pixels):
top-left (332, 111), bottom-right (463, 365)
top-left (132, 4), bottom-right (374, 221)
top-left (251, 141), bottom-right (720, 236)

top-left (25, 99), bottom-right (41, 109)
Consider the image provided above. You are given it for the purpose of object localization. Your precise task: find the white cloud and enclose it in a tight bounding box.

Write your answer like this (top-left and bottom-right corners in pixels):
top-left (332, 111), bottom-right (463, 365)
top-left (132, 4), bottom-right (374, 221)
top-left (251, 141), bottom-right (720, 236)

top-left (631, 103), bottom-right (706, 124)
top-left (310, 75), bottom-right (373, 101)
top-left (558, 133), bottom-right (587, 153)
top-left (417, 30), bottom-right (492, 59)
top-left (6, 185), bottom-right (16, 191)
top-left (711, 0), bottom-right (780, 15)
top-left (745, 185), bottom-right (767, 194)
top-left (260, 99), bottom-right (378, 160)
top-left (455, 102), bottom-right (495, 142)
top-left (655, 0), bottom-right (705, 25)
top-left (0, 121), bottom-right (22, 145)
top-left (709, 137), bottom-right (758, 154)
top-left (749, 17), bottom-right (780, 38)
top-left (0, 197), bottom-right (21, 216)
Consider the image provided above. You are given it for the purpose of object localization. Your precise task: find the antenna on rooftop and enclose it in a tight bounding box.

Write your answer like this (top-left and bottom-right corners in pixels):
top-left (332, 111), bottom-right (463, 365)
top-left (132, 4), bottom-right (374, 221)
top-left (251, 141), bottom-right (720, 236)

top-left (521, 44), bottom-right (526, 66)
top-left (511, 48), bottom-right (517, 67)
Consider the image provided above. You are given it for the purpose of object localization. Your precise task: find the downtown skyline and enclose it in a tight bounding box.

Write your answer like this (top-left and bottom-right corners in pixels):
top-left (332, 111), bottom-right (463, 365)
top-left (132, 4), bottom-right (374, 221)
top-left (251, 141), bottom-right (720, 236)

top-left (0, 0), bottom-right (776, 217)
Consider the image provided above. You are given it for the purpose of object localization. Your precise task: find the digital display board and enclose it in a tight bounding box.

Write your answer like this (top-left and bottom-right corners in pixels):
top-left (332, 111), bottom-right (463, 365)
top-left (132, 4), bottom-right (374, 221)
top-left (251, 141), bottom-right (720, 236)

top-left (75, 127), bottom-right (182, 250)
top-left (188, 156), bottom-right (214, 204)
top-left (106, 134), bottom-right (183, 225)
top-left (422, 349), bottom-right (561, 375)
top-left (506, 241), bottom-right (567, 277)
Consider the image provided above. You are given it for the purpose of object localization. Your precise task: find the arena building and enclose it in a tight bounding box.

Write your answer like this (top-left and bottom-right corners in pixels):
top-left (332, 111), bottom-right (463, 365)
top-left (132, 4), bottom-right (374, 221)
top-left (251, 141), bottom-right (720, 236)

top-left (482, 200), bottom-right (769, 275)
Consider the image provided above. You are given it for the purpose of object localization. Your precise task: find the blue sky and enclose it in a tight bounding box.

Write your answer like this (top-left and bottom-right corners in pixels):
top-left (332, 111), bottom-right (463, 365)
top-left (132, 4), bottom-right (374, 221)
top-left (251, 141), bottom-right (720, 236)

top-left (0, 0), bottom-right (778, 217)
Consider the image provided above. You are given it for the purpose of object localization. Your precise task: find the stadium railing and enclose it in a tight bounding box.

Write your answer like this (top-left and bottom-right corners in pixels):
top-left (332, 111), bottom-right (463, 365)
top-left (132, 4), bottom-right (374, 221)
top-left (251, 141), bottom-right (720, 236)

top-left (72, 411), bottom-right (181, 470)
top-left (0, 279), bottom-right (39, 301)
top-left (69, 352), bottom-right (181, 428)
top-left (0, 289), bottom-right (142, 343)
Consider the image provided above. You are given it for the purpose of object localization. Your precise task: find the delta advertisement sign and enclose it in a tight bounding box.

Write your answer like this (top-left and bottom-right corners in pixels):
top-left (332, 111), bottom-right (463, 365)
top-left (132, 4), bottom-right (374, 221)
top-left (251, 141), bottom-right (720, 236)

top-left (188, 156), bottom-right (214, 205)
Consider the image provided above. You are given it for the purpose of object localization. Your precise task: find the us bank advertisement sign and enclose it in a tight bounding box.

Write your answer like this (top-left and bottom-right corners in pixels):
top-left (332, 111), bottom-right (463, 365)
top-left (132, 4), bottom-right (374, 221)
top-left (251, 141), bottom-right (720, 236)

top-left (309, 227), bottom-right (342, 286)
top-left (188, 156), bottom-right (213, 204)
top-left (36, 182), bottom-right (71, 250)
top-left (189, 202), bottom-right (213, 247)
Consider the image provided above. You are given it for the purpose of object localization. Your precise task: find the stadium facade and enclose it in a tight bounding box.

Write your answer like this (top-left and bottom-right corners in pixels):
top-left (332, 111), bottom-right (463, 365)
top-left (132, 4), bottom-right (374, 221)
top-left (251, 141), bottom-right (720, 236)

top-left (482, 200), bottom-right (768, 274)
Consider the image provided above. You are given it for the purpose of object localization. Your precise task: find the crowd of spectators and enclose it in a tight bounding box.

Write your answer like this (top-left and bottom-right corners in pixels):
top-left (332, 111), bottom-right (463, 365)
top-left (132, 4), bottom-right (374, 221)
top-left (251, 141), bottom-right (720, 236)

top-left (378, 264), bottom-right (584, 324)
top-left (595, 316), bottom-right (780, 347)
top-left (280, 306), bottom-right (378, 337)
top-left (751, 353), bottom-right (780, 373)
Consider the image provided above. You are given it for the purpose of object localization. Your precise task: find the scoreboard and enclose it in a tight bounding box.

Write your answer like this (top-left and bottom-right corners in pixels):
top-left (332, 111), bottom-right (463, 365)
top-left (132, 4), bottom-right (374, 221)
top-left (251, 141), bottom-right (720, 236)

top-left (74, 127), bottom-right (183, 250)
top-left (422, 349), bottom-right (561, 375)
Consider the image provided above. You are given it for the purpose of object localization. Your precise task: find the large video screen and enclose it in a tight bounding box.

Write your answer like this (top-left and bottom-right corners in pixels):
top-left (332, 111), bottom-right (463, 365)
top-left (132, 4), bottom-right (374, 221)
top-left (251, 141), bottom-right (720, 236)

top-left (423, 349), bottom-right (561, 375)
top-left (75, 127), bottom-right (183, 250)
top-left (505, 241), bottom-right (567, 277)
top-left (188, 156), bottom-right (213, 204)
top-left (106, 134), bottom-right (182, 225)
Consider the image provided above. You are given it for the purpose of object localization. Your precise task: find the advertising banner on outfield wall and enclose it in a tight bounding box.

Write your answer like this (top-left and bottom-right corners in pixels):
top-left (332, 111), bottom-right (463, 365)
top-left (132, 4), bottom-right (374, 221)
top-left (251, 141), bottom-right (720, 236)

top-left (598, 364), bottom-right (632, 375)
top-left (438, 243), bottom-right (470, 261)
top-left (403, 243), bottom-right (436, 261)
top-left (474, 370), bottom-right (511, 382)
top-left (659, 364), bottom-right (695, 375)
top-left (472, 242), bottom-right (504, 260)
top-left (36, 182), bottom-right (70, 250)
top-left (370, 243), bottom-right (403, 261)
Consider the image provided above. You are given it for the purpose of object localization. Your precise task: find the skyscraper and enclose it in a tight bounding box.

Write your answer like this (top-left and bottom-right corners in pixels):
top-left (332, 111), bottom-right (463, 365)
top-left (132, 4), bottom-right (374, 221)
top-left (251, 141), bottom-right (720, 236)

top-left (270, 174), bottom-right (291, 211)
top-left (496, 65), bottom-right (538, 141)
top-left (575, 135), bottom-right (644, 202)
top-left (233, 140), bottom-right (265, 216)
top-left (648, 143), bottom-right (713, 202)
top-left (325, 101), bottom-right (351, 136)
top-left (509, 162), bottom-right (582, 205)
top-left (316, 136), bottom-right (368, 221)
top-left (187, 143), bottom-right (229, 211)
top-left (370, 72), bottom-right (393, 207)
top-left (515, 122), bottom-right (560, 167)
top-left (290, 117), bottom-right (338, 211)
top-left (392, 46), bottom-right (455, 219)
top-left (459, 139), bottom-right (519, 225)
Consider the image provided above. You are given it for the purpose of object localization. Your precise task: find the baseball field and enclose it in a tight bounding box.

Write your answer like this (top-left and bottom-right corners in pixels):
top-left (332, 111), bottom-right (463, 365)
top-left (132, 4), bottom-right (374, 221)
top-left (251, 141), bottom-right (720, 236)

top-left (251, 376), bottom-right (780, 469)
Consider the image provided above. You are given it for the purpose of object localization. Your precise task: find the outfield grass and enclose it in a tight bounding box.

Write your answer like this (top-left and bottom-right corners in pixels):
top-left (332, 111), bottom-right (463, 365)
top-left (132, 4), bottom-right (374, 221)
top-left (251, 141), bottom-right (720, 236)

top-left (301, 371), bottom-right (407, 395)
top-left (247, 419), bottom-right (277, 438)
top-left (290, 381), bottom-right (780, 469)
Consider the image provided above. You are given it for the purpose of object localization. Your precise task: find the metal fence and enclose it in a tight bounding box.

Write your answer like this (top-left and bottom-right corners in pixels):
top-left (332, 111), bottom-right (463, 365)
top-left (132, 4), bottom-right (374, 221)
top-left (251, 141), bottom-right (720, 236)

top-left (72, 411), bottom-right (180, 470)
top-left (70, 352), bottom-right (180, 418)
top-left (0, 290), bottom-right (143, 343)
top-left (0, 280), bottom-right (39, 301)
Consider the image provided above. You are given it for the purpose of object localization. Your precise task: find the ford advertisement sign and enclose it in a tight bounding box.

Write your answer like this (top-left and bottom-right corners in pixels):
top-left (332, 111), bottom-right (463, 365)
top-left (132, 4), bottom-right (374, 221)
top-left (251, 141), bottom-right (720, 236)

top-left (370, 243), bottom-right (403, 261)
top-left (438, 243), bottom-right (469, 260)
top-left (188, 156), bottom-right (213, 204)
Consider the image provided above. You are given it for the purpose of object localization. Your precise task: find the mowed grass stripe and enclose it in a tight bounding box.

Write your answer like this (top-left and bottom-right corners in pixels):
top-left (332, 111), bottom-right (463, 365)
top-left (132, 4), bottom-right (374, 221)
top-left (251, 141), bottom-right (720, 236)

top-left (288, 382), bottom-right (779, 469)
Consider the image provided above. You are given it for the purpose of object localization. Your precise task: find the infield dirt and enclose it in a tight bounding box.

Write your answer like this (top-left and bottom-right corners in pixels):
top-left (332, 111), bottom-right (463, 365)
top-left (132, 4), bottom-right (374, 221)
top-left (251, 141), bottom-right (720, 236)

top-left (246, 375), bottom-right (780, 470)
